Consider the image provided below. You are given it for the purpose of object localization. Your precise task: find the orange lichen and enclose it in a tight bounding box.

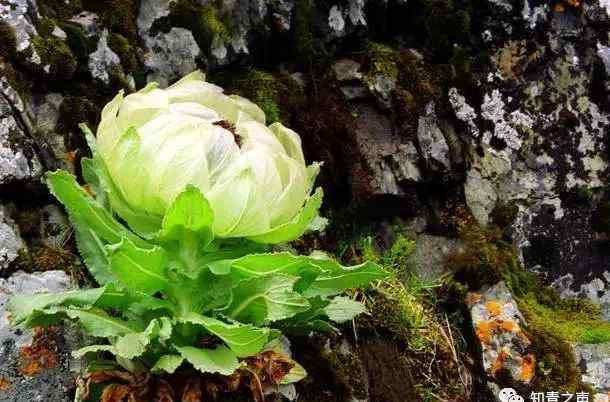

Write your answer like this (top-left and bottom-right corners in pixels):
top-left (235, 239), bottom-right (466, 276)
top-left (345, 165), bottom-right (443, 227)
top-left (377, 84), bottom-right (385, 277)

top-left (0, 378), bottom-right (11, 391)
top-left (501, 320), bottom-right (516, 332)
top-left (520, 354), bottom-right (536, 382)
top-left (18, 327), bottom-right (60, 376)
top-left (476, 320), bottom-right (500, 344)
top-left (485, 301), bottom-right (502, 317)
top-left (465, 292), bottom-right (482, 306)
top-left (554, 3), bottom-right (565, 12)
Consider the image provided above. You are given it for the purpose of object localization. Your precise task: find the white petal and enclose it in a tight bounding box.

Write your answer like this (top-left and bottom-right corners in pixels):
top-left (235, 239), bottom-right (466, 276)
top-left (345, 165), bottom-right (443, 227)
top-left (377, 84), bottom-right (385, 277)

top-left (116, 88), bottom-right (169, 132)
top-left (269, 122), bottom-right (305, 165)
top-left (236, 121), bottom-right (285, 155)
top-left (169, 102), bottom-right (220, 121)
top-left (230, 94), bottom-right (266, 124)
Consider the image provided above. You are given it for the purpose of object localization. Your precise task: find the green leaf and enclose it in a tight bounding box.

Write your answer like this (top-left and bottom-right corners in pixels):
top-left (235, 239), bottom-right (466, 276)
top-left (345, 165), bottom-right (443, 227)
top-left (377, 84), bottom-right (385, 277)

top-left (159, 185), bottom-right (214, 247)
top-left (158, 186), bottom-right (215, 278)
top-left (166, 269), bottom-right (233, 315)
top-left (94, 154), bottom-right (163, 238)
top-left (179, 312), bottom-right (270, 357)
top-left (229, 252), bottom-right (318, 278)
top-left (281, 361), bottom-right (308, 385)
top-left (225, 275), bottom-right (310, 326)
top-left (72, 344), bottom-right (115, 359)
top-left (112, 319), bottom-right (164, 359)
top-left (324, 296), bottom-right (366, 323)
top-left (248, 187), bottom-right (323, 244)
top-left (64, 308), bottom-right (143, 337)
top-left (151, 355), bottom-right (184, 374)
top-left (8, 287), bottom-right (107, 325)
top-left (45, 170), bottom-right (150, 249)
top-left (278, 297), bottom-right (338, 335)
top-left (107, 238), bottom-right (169, 295)
top-left (74, 226), bottom-right (115, 285)
top-left (175, 345), bottom-right (239, 375)
top-left (302, 259), bottom-right (388, 298)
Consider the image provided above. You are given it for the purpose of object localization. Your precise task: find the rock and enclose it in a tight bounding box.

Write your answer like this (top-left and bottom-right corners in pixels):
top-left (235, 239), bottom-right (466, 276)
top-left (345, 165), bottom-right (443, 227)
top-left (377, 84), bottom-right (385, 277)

top-left (328, 5), bottom-right (346, 36)
top-left (0, 271), bottom-right (75, 402)
top-left (136, 0), bottom-right (170, 36)
top-left (367, 74), bottom-right (396, 110)
top-left (553, 273), bottom-right (610, 321)
top-left (467, 281), bottom-right (535, 387)
top-left (572, 343), bottom-right (610, 401)
top-left (25, 93), bottom-right (66, 170)
top-left (88, 30), bottom-right (123, 85)
top-left (2, 0), bottom-right (41, 66)
top-left (0, 79), bottom-right (41, 184)
top-left (464, 169), bottom-right (498, 227)
top-left (38, 205), bottom-right (70, 248)
top-left (0, 205), bottom-right (25, 272)
top-left (69, 12), bottom-right (101, 37)
top-left (416, 102), bottom-right (451, 172)
top-left (142, 28), bottom-right (201, 87)
top-left (351, 104), bottom-right (421, 204)
top-left (332, 59), bottom-right (362, 82)
top-left (407, 234), bottom-right (464, 281)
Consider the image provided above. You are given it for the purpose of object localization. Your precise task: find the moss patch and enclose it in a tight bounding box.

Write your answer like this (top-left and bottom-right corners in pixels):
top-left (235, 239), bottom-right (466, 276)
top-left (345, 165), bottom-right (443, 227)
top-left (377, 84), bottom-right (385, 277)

top-left (107, 33), bottom-right (138, 73)
top-left (445, 209), bottom-right (604, 392)
top-left (31, 35), bottom-right (77, 80)
top-left (210, 69), bottom-right (304, 124)
top-left (82, 0), bottom-right (139, 41)
top-left (152, 0), bottom-right (232, 54)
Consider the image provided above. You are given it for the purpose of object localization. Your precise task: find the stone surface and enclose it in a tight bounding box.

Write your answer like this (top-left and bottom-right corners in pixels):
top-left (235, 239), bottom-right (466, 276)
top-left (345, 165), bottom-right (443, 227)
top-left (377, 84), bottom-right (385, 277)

top-left (467, 281), bottom-right (535, 387)
top-left (407, 234), bottom-right (464, 281)
top-left (0, 271), bottom-right (75, 402)
top-left (142, 28), bottom-right (201, 87)
top-left (88, 30), bottom-right (123, 85)
top-left (573, 343), bottom-right (610, 400)
top-left (0, 205), bottom-right (25, 272)
top-left (0, 80), bottom-right (40, 184)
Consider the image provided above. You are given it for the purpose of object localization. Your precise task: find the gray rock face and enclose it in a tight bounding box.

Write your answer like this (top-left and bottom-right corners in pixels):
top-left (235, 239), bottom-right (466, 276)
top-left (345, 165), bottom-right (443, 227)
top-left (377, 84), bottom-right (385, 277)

top-left (142, 28), bottom-right (201, 87)
top-left (407, 234), bottom-right (464, 281)
top-left (0, 205), bottom-right (25, 272)
top-left (0, 271), bottom-right (75, 402)
top-left (69, 12), bottom-right (100, 37)
top-left (351, 104), bottom-right (421, 202)
top-left (1, 0), bottom-right (41, 66)
top-left (416, 102), bottom-right (451, 172)
top-left (572, 342), bottom-right (610, 400)
top-left (0, 80), bottom-right (40, 184)
top-left (88, 30), bottom-right (123, 85)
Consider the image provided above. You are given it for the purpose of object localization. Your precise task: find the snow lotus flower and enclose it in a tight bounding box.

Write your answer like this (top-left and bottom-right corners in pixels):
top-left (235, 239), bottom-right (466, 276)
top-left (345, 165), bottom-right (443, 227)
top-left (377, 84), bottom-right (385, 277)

top-left (94, 71), bottom-right (322, 243)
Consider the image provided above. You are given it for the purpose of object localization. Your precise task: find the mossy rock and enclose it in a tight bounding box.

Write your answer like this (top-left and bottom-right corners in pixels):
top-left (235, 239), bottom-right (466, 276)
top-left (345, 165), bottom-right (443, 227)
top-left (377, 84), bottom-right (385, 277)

top-left (152, 0), bottom-right (233, 54)
top-left (107, 33), bottom-right (138, 73)
top-left (58, 21), bottom-right (97, 61)
top-left (210, 68), bottom-right (304, 124)
top-left (37, 0), bottom-right (84, 19)
top-left (81, 0), bottom-right (139, 41)
top-left (0, 21), bottom-right (18, 60)
top-left (31, 35), bottom-right (78, 80)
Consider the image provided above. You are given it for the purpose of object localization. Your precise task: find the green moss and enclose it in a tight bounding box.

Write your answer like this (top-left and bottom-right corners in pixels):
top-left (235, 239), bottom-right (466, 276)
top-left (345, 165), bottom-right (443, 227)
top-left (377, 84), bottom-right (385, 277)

top-left (82, 0), bottom-right (139, 41)
top-left (519, 294), bottom-right (610, 344)
top-left (37, 17), bottom-right (57, 37)
top-left (363, 43), bottom-right (446, 134)
top-left (210, 69), bottom-right (301, 124)
top-left (37, 0), bottom-right (84, 19)
top-left (0, 21), bottom-right (17, 60)
top-left (155, 0), bottom-right (232, 52)
top-left (31, 35), bottom-right (77, 79)
top-left (59, 21), bottom-right (96, 60)
top-left (292, 0), bottom-right (327, 65)
top-left (107, 33), bottom-right (138, 73)
top-left (445, 213), bottom-right (603, 392)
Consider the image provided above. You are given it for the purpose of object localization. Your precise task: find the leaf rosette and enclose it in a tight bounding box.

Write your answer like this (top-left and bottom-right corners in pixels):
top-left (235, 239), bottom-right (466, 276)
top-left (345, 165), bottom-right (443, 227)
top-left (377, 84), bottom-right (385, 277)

top-left (8, 71), bottom-right (387, 390)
